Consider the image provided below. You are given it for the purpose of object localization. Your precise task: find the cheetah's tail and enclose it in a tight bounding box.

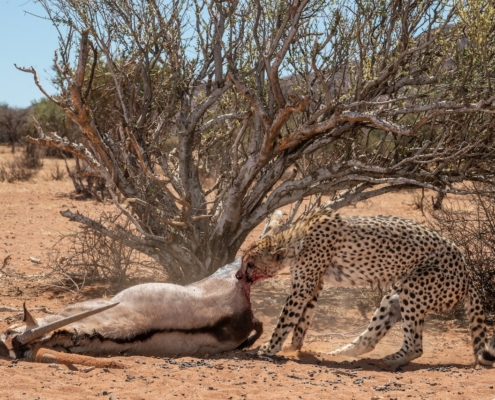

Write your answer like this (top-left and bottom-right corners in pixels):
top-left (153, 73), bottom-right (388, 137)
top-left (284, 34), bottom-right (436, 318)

top-left (465, 283), bottom-right (495, 366)
top-left (480, 334), bottom-right (495, 366)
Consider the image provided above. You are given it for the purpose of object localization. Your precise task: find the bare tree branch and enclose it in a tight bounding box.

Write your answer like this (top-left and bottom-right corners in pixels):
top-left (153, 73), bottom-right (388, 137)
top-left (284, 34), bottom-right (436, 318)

top-left (23, 0), bottom-right (495, 283)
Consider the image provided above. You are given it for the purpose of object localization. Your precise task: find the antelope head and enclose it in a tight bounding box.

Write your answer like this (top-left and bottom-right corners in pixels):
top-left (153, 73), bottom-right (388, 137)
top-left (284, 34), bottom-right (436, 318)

top-left (1, 302), bottom-right (119, 363)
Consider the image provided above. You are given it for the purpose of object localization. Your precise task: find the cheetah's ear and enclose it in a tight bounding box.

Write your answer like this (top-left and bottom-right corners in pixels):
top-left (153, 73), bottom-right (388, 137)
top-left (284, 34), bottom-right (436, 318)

top-left (272, 248), bottom-right (287, 262)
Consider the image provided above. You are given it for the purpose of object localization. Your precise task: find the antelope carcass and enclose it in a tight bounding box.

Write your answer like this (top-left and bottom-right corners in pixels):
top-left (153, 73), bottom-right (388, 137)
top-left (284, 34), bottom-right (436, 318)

top-left (0, 258), bottom-right (262, 366)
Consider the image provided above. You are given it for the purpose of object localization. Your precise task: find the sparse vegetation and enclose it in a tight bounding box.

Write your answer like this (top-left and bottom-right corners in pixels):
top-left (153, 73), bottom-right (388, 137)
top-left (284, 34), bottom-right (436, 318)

top-left (46, 211), bottom-right (165, 290)
top-left (50, 163), bottom-right (66, 181)
top-left (0, 144), bottom-right (43, 183)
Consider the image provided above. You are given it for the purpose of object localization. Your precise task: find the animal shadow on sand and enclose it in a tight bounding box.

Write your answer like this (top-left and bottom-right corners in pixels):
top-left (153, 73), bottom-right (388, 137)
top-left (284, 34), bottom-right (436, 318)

top-left (206, 349), bottom-right (472, 373)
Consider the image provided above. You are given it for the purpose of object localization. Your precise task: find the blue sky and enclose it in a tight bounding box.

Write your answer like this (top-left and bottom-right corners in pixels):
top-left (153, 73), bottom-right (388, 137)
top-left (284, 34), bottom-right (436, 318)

top-left (0, 1), bottom-right (60, 108)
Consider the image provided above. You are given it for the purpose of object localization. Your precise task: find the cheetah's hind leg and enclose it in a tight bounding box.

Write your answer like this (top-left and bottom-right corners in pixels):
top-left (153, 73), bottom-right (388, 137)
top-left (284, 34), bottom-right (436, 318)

top-left (329, 292), bottom-right (401, 357)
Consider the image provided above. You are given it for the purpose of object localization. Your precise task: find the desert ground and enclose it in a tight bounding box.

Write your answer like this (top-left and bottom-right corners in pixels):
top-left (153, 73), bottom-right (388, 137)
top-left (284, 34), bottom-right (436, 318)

top-left (0, 146), bottom-right (494, 400)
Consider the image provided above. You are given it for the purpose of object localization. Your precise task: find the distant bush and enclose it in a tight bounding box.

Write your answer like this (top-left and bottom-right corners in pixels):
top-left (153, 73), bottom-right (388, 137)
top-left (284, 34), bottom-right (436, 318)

top-left (0, 103), bottom-right (31, 150)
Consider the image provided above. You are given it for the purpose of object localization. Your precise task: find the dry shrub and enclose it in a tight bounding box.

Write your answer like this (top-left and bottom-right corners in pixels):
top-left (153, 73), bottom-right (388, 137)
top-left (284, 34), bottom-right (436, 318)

top-left (0, 158), bottom-right (38, 182)
top-left (51, 164), bottom-right (66, 181)
top-left (427, 188), bottom-right (495, 324)
top-left (411, 188), bottom-right (446, 214)
top-left (46, 211), bottom-right (165, 291)
top-left (0, 143), bottom-right (43, 183)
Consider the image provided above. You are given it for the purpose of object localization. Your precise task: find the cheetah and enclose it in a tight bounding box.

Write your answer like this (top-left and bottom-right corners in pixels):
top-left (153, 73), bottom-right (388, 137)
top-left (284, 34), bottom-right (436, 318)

top-left (236, 206), bottom-right (495, 367)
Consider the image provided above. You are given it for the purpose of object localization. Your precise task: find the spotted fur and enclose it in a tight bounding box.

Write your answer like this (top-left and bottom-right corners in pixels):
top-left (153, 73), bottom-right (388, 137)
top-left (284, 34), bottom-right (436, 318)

top-left (238, 206), bottom-right (495, 367)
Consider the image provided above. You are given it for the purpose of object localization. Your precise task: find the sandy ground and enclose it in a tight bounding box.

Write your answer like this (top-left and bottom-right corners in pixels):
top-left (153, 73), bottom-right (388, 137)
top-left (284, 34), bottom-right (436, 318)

top-left (0, 147), bottom-right (494, 400)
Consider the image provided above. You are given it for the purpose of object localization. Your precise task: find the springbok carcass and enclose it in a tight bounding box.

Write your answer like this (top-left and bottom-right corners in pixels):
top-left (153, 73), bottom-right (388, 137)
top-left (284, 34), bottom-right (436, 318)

top-left (0, 258), bottom-right (262, 367)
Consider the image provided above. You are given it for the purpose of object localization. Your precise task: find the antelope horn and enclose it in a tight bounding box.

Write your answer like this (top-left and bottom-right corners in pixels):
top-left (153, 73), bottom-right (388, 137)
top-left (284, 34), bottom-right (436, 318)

top-left (16, 302), bottom-right (119, 345)
top-left (34, 348), bottom-right (125, 369)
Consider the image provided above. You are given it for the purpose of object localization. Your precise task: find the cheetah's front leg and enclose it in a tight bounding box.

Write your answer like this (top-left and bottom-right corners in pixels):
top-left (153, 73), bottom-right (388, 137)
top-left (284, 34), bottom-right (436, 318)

top-left (258, 286), bottom-right (319, 356)
top-left (290, 279), bottom-right (324, 351)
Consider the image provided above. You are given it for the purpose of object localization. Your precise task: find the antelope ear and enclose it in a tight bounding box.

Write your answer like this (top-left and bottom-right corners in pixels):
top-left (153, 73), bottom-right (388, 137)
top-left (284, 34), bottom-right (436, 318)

top-left (23, 302), bottom-right (38, 329)
top-left (272, 248), bottom-right (287, 262)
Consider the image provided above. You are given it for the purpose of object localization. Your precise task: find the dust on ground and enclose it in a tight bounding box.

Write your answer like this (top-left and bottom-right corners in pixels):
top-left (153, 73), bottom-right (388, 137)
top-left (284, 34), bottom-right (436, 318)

top-left (0, 147), bottom-right (494, 400)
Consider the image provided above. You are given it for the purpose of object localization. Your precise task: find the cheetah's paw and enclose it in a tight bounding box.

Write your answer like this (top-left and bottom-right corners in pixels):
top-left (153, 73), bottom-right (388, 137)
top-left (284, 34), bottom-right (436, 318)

top-left (382, 351), bottom-right (422, 368)
top-left (257, 342), bottom-right (275, 357)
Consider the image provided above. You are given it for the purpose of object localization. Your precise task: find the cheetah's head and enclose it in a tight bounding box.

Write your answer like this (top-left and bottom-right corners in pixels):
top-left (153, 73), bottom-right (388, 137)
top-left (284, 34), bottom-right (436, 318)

top-left (235, 238), bottom-right (287, 283)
